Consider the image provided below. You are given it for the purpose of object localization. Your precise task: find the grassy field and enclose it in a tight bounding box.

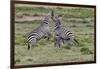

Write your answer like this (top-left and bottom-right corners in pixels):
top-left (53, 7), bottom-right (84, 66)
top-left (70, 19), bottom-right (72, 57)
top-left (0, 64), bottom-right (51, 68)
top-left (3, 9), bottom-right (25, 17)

top-left (14, 4), bottom-right (95, 65)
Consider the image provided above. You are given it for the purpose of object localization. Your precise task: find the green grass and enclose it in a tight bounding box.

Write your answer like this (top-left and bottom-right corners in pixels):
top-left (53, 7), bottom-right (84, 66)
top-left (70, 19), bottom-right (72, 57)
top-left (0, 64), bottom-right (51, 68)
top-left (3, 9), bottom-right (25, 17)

top-left (80, 47), bottom-right (93, 55)
top-left (14, 4), bottom-right (95, 65)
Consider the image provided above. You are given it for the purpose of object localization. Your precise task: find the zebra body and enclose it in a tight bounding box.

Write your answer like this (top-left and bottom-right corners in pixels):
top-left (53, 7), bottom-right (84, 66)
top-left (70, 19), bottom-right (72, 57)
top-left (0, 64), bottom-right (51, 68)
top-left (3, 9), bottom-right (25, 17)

top-left (27, 13), bottom-right (51, 50)
top-left (51, 12), bottom-right (79, 48)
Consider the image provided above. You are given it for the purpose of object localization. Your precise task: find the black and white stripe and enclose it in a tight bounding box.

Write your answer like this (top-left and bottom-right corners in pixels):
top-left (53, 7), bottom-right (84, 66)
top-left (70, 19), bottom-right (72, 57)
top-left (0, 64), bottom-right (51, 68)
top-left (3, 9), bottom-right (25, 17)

top-left (51, 11), bottom-right (79, 48)
top-left (26, 13), bottom-right (51, 50)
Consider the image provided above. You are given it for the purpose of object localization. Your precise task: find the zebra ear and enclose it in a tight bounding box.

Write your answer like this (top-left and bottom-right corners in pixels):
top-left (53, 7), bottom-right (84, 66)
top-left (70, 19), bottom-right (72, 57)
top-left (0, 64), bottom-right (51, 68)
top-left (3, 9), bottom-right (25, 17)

top-left (51, 10), bottom-right (54, 16)
top-left (51, 10), bottom-right (56, 22)
top-left (51, 10), bottom-right (54, 19)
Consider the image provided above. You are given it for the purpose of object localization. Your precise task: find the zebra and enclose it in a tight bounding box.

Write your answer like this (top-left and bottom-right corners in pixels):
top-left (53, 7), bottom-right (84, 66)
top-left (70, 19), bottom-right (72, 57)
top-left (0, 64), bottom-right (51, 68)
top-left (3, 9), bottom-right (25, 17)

top-left (51, 11), bottom-right (79, 48)
top-left (26, 12), bottom-right (52, 50)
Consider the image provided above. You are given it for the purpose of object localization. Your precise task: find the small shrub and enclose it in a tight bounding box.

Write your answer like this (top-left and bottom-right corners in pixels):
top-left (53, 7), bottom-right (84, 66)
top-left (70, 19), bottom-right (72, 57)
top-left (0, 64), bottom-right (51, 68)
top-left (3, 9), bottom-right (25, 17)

top-left (27, 58), bottom-right (33, 62)
top-left (80, 47), bottom-right (93, 55)
top-left (23, 13), bottom-right (30, 16)
top-left (33, 13), bottom-right (39, 16)
top-left (64, 46), bottom-right (71, 49)
top-left (86, 24), bottom-right (93, 27)
top-left (82, 19), bottom-right (88, 23)
top-left (15, 59), bottom-right (21, 63)
top-left (63, 44), bottom-right (71, 49)
top-left (71, 25), bottom-right (77, 27)
top-left (82, 20), bottom-right (88, 23)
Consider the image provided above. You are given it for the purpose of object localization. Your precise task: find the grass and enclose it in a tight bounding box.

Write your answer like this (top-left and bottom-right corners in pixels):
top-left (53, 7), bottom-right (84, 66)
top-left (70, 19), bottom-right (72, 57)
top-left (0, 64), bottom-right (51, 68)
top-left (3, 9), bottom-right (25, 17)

top-left (14, 4), bottom-right (95, 65)
top-left (15, 4), bottom-right (94, 18)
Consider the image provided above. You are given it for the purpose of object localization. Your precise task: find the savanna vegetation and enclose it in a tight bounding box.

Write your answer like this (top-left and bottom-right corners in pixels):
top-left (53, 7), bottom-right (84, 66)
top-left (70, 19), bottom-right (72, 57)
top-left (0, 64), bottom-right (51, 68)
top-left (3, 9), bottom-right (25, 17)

top-left (15, 4), bottom-right (95, 65)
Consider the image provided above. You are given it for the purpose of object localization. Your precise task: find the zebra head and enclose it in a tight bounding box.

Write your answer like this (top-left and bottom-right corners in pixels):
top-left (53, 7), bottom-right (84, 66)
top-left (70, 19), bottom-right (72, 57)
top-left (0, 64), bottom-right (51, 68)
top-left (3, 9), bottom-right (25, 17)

top-left (42, 12), bottom-right (52, 25)
top-left (51, 11), bottom-right (62, 28)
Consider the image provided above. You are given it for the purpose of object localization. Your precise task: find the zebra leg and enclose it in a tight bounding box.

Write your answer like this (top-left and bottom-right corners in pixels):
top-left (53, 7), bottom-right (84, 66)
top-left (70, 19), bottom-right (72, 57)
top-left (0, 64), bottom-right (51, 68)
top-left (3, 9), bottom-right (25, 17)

top-left (27, 38), bottom-right (37, 50)
top-left (27, 43), bottom-right (30, 50)
top-left (31, 38), bottom-right (37, 48)
top-left (68, 38), bottom-right (79, 46)
top-left (47, 32), bottom-right (52, 40)
top-left (54, 36), bottom-right (61, 48)
top-left (27, 42), bottom-right (33, 50)
top-left (62, 39), bottom-right (65, 44)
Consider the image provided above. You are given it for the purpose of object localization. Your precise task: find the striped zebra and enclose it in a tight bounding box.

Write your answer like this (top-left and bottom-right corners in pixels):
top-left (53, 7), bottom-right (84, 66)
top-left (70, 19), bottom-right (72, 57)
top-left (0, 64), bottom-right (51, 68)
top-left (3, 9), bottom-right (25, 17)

top-left (51, 11), bottom-right (79, 48)
top-left (26, 12), bottom-right (52, 50)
